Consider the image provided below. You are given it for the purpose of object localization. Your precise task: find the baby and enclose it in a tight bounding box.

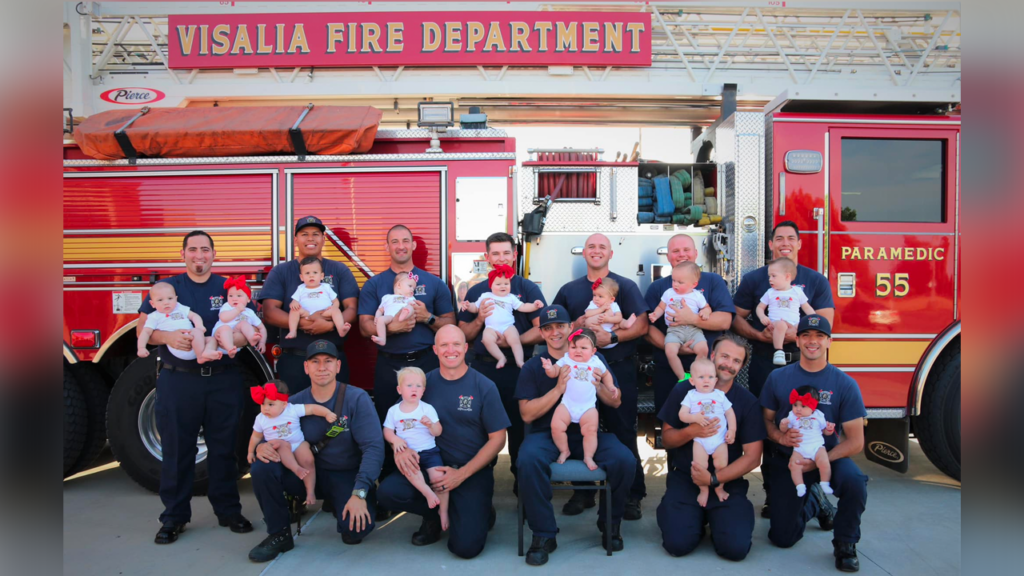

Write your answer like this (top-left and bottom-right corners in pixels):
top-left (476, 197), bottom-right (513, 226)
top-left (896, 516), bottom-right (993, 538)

top-left (541, 328), bottom-right (618, 471)
top-left (781, 385), bottom-right (836, 497)
top-left (137, 282), bottom-right (209, 362)
top-left (648, 261), bottom-right (713, 381)
top-left (678, 358), bottom-right (737, 507)
top-left (207, 275), bottom-right (266, 359)
top-left (371, 271), bottom-right (418, 346)
top-left (286, 256), bottom-right (352, 340)
top-left (756, 257), bottom-right (816, 365)
top-left (583, 276), bottom-right (637, 349)
top-left (246, 380), bottom-right (338, 505)
top-left (458, 265), bottom-right (544, 368)
top-left (381, 368), bottom-right (450, 529)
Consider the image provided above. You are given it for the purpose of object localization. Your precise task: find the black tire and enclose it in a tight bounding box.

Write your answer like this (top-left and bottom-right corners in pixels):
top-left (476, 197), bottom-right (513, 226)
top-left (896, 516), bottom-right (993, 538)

top-left (64, 370), bottom-right (89, 477)
top-left (913, 342), bottom-right (961, 480)
top-left (65, 366), bottom-right (111, 476)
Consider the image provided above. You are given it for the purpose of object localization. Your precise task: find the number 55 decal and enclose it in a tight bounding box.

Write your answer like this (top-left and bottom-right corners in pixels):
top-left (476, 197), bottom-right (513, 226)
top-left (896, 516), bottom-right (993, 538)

top-left (876, 273), bottom-right (909, 297)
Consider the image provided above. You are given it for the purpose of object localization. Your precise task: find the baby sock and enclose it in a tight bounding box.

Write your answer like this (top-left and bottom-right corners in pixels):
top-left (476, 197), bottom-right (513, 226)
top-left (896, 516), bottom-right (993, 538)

top-left (796, 484), bottom-right (807, 497)
top-left (820, 481), bottom-right (833, 494)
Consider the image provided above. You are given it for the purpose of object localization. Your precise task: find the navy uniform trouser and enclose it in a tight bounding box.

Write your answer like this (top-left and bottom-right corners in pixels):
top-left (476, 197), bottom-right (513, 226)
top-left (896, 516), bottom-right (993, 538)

top-left (747, 350), bottom-right (797, 497)
top-left (250, 459), bottom-right (376, 539)
top-left (372, 352), bottom-right (440, 480)
top-left (766, 454), bottom-right (868, 547)
top-left (276, 348), bottom-right (350, 395)
top-left (376, 466), bottom-right (495, 559)
top-left (600, 357), bottom-right (646, 500)
top-left (517, 430), bottom-right (635, 539)
top-left (155, 366), bottom-right (244, 525)
top-left (471, 357), bottom-right (524, 483)
top-left (656, 468), bottom-right (754, 561)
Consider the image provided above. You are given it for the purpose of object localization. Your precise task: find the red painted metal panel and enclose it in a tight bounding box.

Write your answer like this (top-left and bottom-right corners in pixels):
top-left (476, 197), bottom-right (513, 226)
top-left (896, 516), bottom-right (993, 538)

top-left (849, 371), bottom-right (913, 409)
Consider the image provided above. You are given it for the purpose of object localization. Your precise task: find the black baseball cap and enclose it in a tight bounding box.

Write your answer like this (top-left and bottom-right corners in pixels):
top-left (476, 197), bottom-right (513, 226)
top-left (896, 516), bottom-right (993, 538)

top-left (797, 314), bottom-right (832, 337)
top-left (538, 305), bottom-right (571, 327)
top-left (306, 339), bottom-right (340, 359)
top-left (295, 215), bottom-right (326, 235)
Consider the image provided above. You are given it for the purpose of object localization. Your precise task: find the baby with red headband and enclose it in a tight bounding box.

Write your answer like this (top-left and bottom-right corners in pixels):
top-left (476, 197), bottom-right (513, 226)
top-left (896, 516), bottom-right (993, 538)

top-left (287, 256), bottom-right (351, 341)
top-left (541, 327), bottom-right (617, 470)
top-left (458, 264), bottom-right (544, 368)
top-left (137, 282), bottom-right (210, 362)
top-left (780, 385), bottom-right (837, 497)
top-left (207, 275), bottom-right (266, 359)
top-left (371, 270), bottom-right (419, 346)
top-left (583, 276), bottom-right (637, 349)
top-left (246, 380), bottom-right (339, 505)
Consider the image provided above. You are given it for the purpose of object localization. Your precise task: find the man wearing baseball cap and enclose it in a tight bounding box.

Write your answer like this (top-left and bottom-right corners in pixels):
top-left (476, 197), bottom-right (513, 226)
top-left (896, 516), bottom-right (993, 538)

top-left (248, 339), bottom-right (384, 561)
top-left (260, 216), bottom-right (361, 392)
top-left (759, 315), bottom-right (868, 572)
top-left (513, 305), bottom-right (635, 565)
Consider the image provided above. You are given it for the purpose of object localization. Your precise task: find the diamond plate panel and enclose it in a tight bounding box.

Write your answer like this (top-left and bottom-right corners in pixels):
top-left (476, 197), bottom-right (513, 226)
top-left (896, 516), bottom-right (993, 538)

top-left (375, 128), bottom-right (508, 139)
top-left (734, 112), bottom-right (767, 292)
top-left (518, 166), bottom-right (638, 232)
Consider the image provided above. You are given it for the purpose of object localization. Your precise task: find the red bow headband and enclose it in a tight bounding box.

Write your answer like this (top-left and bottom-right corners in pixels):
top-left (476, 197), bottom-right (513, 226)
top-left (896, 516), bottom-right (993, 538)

top-left (592, 277), bottom-right (603, 291)
top-left (405, 272), bottom-right (419, 284)
top-left (568, 329), bottom-right (595, 347)
top-left (789, 390), bottom-right (818, 411)
top-left (224, 275), bottom-right (251, 300)
top-left (251, 383), bottom-right (288, 404)
top-left (488, 264), bottom-right (515, 288)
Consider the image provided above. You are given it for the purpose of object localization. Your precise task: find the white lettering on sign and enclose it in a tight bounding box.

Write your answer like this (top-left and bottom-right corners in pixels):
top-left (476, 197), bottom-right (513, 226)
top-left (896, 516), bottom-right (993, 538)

top-left (100, 87), bottom-right (167, 105)
top-left (113, 292), bottom-right (144, 314)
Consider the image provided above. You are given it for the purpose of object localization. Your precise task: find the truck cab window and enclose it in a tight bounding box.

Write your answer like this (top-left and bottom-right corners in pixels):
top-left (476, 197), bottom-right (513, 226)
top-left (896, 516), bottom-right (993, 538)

top-left (840, 138), bottom-right (946, 223)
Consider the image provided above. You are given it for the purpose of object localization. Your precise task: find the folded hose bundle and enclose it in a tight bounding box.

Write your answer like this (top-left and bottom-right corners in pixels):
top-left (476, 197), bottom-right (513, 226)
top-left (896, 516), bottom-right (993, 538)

top-left (652, 176), bottom-right (675, 217)
top-left (638, 197), bottom-right (653, 208)
top-left (638, 211), bottom-right (655, 224)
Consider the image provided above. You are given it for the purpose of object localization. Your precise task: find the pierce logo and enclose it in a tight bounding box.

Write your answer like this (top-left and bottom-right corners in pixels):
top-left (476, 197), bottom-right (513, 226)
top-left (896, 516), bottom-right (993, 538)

top-left (100, 87), bottom-right (165, 105)
top-left (867, 441), bottom-right (905, 464)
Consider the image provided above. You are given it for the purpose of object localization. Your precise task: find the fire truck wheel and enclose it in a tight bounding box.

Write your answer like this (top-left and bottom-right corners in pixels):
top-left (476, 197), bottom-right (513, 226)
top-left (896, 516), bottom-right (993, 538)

top-left (64, 369), bottom-right (89, 477)
top-left (913, 343), bottom-right (960, 481)
top-left (106, 356), bottom-right (211, 495)
top-left (65, 366), bottom-right (111, 477)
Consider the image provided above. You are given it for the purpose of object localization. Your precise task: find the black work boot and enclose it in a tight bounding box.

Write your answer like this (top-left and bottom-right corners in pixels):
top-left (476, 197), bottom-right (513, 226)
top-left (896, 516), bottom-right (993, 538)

top-left (833, 540), bottom-right (860, 572)
top-left (248, 528), bottom-right (294, 562)
top-left (623, 497), bottom-right (643, 520)
top-left (411, 516), bottom-right (442, 546)
top-left (525, 536), bottom-right (558, 566)
top-left (217, 514), bottom-right (254, 533)
top-left (598, 521), bottom-right (624, 552)
top-left (562, 491), bottom-right (596, 516)
top-left (811, 483), bottom-right (837, 531)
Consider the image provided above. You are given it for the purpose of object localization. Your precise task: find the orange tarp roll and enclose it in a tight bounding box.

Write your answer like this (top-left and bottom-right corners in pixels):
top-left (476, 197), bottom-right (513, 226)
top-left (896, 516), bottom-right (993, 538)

top-left (73, 106), bottom-right (383, 160)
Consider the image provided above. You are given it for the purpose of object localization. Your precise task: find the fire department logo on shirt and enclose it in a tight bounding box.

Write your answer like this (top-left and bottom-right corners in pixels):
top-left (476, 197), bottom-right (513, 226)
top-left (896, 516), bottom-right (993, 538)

top-left (210, 295), bottom-right (224, 309)
top-left (777, 296), bottom-right (794, 309)
top-left (324, 274), bottom-right (335, 286)
top-left (799, 418), bottom-right (814, 430)
top-left (415, 284), bottom-right (426, 296)
top-left (818, 390), bottom-right (833, 405)
top-left (458, 395), bottom-right (474, 411)
top-left (169, 312), bottom-right (186, 321)
top-left (399, 419), bottom-right (416, 430)
top-left (699, 400), bottom-right (716, 416)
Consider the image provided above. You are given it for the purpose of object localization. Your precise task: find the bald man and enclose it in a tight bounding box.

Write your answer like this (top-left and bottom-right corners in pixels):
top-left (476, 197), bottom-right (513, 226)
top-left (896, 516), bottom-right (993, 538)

top-left (375, 325), bottom-right (510, 559)
top-left (552, 233), bottom-right (650, 520)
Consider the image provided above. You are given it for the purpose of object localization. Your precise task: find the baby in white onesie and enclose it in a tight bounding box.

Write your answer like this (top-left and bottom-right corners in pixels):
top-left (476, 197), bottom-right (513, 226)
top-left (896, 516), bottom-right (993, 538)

top-left (246, 380), bottom-right (338, 506)
top-left (371, 271), bottom-right (418, 346)
top-left (582, 276), bottom-right (637, 349)
top-left (541, 328), bottom-right (619, 471)
top-left (287, 256), bottom-right (351, 341)
top-left (459, 265), bottom-right (543, 368)
top-left (649, 261), bottom-right (713, 381)
top-left (679, 358), bottom-right (737, 507)
top-left (780, 385), bottom-right (836, 497)
top-left (207, 275), bottom-right (266, 359)
top-left (137, 282), bottom-right (208, 362)
top-left (756, 257), bottom-right (816, 365)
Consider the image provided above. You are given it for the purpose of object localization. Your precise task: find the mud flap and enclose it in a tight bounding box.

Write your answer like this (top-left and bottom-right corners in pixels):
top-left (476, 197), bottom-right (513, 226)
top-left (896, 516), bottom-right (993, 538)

top-left (864, 417), bottom-right (910, 474)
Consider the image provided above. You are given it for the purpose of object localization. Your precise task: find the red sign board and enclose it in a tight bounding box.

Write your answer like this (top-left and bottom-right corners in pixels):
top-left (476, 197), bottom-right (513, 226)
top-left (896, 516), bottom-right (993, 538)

top-left (168, 12), bottom-right (651, 69)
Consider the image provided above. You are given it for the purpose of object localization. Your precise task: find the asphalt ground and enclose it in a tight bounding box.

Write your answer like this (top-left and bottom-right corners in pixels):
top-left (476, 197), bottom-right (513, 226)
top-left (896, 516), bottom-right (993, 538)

top-left (63, 438), bottom-right (960, 575)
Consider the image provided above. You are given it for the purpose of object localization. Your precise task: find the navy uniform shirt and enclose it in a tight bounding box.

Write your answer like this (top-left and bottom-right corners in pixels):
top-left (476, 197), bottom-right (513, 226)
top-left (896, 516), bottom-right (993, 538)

top-left (457, 276), bottom-right (546, 360)
top-left (139, 272), bottom-right (255, 369)
top-left (259, 257), bottom-right (360, 350)
top-left (514, 351), bottom-right (619, 434)
top-left (733, 264), bottom-right (834, 355)
top-left (289, 383), bottom-right (384, 491)
top-left (645, 271), bottom-right (735, 368)
top-left (422, 368), bottom-right (510, 467)
top-left (552, 272), bottom-right (650, 365)
top-left (658, 381), bottom-right (766, 494)
top-left (358, 267), bottom-right (454, 354)
top-left (760, 363), bottom-right (867, 455)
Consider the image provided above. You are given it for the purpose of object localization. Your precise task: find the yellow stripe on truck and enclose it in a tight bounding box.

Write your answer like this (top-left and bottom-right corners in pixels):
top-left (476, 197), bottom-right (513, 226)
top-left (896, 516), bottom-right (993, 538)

top-left (830, 340), bottom-right (930, 366)
top-left (64, 235), bottom-right (271, 261)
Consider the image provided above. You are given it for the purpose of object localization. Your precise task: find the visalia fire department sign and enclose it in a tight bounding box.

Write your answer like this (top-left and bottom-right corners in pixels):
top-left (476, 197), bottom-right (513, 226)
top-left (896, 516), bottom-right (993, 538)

top-left (168, 12), bottom-right (651, 69)
top-left (99, 87), bottom-right (166, 105)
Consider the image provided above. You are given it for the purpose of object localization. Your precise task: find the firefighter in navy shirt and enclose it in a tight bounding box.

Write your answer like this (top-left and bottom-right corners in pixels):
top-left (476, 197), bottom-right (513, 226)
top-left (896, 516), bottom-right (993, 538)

top-left (644, 234), bottom-right (735, 416)
top-left (656, 333), bottom-right (765, 561)
top-left (552, 233), bottom-right (650, 520)
top-left (733, 220), bottom-right (835, 518)
top-left (259, 216), bottom-right (360, 392)
top-left (458, 232), bottom-right (546, 492)
top-left (376, 326), bottom-right (510, 559)
top-left (136, 231), bottom-right (255, 545)
top-left (247, 340), bottom-right (385, 561)
top-left (760, 315), bottom-right (868, 572)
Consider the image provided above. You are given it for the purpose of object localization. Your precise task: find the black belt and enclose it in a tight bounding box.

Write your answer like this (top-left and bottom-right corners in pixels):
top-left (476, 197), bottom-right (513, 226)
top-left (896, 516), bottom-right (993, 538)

top-left (377, 348), bottom-right (432, 363)
top-left (161, 363), bottom-right (235, 377)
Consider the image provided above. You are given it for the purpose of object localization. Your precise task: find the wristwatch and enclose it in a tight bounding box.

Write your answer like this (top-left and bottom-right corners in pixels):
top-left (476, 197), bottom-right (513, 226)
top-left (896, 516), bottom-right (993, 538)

top-left (609, 331), bottom-right (619, 345)
top-left (709, 471), bottom-right (720, 489)
top-left (351, 488), bottom-right (367, 500)
top-left (427, 314), bottom-right (436, 326)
